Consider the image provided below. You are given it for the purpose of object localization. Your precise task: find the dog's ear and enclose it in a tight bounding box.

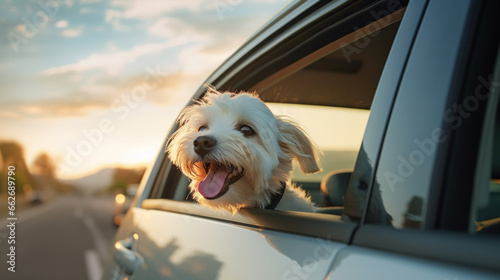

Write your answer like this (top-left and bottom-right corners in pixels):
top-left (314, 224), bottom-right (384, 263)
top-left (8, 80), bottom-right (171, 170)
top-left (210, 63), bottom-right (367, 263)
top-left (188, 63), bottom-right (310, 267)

top-left (276, 116), bottom-right (321, 174)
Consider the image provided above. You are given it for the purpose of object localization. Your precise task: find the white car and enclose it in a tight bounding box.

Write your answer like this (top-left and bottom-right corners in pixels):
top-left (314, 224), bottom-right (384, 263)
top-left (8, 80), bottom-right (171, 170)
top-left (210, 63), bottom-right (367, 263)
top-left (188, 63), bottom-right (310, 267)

top-left (113, 184), bottom-right (139, 227)
top-left (102, 0), bottom-right (500, 279)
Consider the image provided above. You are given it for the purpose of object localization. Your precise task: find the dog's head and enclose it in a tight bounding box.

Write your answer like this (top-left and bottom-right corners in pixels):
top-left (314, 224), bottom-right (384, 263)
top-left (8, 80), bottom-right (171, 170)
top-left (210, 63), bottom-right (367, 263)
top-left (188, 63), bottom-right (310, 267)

top-left (167, 87), bottom-right (320, 213)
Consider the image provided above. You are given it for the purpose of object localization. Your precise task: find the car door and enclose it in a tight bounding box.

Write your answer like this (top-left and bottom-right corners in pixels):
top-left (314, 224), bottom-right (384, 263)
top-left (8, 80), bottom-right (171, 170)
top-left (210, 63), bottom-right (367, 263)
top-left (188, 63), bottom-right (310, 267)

top-left (328, 0), bottom-right (500, 279)
top-left (101, 1), bottom-right (429, 279)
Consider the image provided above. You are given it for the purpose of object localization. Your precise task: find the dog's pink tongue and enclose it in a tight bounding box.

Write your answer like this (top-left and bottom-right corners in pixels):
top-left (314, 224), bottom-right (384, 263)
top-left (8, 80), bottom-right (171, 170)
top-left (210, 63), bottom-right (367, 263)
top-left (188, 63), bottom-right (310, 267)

top-left (198, 165), bottom-right (229, 198)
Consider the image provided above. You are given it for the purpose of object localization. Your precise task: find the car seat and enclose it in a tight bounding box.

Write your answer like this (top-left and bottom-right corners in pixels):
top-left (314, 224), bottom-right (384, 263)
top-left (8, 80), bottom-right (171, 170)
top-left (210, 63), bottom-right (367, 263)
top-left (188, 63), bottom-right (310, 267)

top-left (316, 170), bottom-right (352, 215)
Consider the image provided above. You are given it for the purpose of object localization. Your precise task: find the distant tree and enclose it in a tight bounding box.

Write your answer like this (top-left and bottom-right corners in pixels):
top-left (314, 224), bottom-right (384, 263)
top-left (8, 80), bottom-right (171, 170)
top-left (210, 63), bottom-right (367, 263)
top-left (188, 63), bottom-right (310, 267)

top-left (0, 141), bottom-right (24, 161)
top-left (0, 150), bottom-right (4, 196)
top-left (108, 179), bottom-right (129, 193)
top-left (32, 152), bottom-right (56, 178)
top-left (0, 141), bottom-right (34, 194)
top-left (108, 167), bottom-right (146, 192)
top-left (32, 152), bottom-right (72, 193)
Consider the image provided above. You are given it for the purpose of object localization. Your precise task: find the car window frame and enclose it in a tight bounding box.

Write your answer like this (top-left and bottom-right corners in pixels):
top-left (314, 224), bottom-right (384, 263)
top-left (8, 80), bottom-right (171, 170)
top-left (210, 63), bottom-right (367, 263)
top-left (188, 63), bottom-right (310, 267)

top-left (363, 0), bottom-right (482, 230)
top-left (343, 0), bottom-right (428, 224)
top-left (136, 0), bottom-right (416, 243)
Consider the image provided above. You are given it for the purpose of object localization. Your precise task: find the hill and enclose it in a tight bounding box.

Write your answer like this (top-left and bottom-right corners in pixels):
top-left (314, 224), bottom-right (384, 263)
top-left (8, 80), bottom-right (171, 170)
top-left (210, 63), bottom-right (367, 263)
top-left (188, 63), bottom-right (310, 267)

top-left (63, 168), bottom-right (115, 194)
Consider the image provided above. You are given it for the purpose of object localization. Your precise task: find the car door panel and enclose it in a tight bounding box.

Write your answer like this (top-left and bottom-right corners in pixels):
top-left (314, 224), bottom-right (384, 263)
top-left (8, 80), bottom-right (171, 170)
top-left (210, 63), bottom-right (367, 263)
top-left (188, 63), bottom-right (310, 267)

top-left (328, 246), bottom-right (499, 280)
top-left (128, 208), bottom-right (346, 280)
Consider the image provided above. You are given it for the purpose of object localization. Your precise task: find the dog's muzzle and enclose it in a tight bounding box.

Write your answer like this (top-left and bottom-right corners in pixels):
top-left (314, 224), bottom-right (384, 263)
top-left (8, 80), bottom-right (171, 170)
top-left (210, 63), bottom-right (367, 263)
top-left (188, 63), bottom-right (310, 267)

top-left (192, 136), bottom-right (244, 199)
top-left (193, 136), bottom-right (216, 156)
top-left (198, 163), bottom-right (244, 199)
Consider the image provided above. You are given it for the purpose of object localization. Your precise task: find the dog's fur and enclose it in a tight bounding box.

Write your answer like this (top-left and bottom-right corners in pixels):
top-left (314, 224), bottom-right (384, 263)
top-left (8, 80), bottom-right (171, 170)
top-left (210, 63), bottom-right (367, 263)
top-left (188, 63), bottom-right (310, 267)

top-left (167, 86), bottom-right (321, 214)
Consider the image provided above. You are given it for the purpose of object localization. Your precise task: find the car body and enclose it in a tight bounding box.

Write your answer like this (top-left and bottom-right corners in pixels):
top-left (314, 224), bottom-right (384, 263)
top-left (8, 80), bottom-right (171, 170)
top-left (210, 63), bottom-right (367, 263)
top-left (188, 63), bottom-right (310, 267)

top-left (102, 0), bottom-right (500, 279)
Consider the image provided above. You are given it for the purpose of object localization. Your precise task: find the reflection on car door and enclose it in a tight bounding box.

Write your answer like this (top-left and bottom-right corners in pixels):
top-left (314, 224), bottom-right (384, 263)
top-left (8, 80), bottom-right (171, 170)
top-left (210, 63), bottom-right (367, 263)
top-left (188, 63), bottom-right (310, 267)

top-left (125, 207), bottom-right (345, 279)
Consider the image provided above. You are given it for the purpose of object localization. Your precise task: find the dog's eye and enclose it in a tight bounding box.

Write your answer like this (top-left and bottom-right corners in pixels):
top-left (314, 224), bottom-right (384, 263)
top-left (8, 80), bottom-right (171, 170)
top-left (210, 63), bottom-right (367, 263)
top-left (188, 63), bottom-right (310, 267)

top-left (239, 125), bottom-right (255, 136)
top-left (198, 126), bottom-right (207, 132)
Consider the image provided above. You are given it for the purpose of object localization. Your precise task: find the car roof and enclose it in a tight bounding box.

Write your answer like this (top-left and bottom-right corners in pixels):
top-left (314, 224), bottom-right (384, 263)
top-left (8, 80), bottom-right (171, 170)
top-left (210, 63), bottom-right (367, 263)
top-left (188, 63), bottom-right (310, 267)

top-left (197, 0), bottom-right (395, 110)
top-left (201, 1), bottom-right (351, 94)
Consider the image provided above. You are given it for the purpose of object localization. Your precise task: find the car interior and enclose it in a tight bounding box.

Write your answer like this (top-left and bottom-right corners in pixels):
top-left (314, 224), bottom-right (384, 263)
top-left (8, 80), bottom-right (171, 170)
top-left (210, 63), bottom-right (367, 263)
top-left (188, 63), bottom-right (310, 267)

top-left (251, 21), bottom-right (402, 214)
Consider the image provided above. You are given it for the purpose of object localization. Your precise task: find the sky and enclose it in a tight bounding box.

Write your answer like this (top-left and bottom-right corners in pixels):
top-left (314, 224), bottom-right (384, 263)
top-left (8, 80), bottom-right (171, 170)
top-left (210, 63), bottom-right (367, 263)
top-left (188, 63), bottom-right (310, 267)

top-left (0, 0), bottom-right (290, 179)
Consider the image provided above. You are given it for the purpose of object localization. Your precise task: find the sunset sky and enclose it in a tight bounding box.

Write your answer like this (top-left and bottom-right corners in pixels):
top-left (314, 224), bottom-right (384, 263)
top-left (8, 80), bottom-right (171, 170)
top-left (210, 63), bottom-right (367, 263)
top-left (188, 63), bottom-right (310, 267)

top-left (0, 0), bottom-right (289, 179)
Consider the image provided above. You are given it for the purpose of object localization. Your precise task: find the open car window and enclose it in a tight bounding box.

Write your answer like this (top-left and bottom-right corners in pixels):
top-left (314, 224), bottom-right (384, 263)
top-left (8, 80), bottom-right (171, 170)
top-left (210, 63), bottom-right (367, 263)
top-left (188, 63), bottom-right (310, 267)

top-left (149, 8), bottom-right (405, 211)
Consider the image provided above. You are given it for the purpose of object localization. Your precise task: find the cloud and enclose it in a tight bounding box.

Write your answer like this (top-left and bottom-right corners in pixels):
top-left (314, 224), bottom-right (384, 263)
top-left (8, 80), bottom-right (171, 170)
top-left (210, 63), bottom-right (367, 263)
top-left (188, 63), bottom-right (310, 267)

top-left (151, 15), bottom-right (267, 73)
top-left (147, 17), bottom-right (207, 41)
top-left (9, 6), bottom-right (18, 14)
top-left (43, 39), bottom-right (188, 75)
top-left (104, 9), bottom-right (129, 31)
top-left (2, 0), bottom-right (290, 118)
top-left (257, 0), bottom-right (289, 2)
top-left (55, 20), bottom-right (68, 28)
top-left (112, 0), bottom-right (288, 20)
top-left (147, 18), bottom-right (182, 38)
top-left (0, 70), bottom-right (189, 118)
top-left (141, 71), bottom-right (189, 104)
top-left (0, 109), bottom-right (21, 119)
top-left (63, 0), bottom-right (75, 7)
top-left (1, 92), bottom-right (111, 118)
top-left (105, 9), bottom-right (121, 22)
top-left (113, 0), bottom-right (204, 19)
top-left (1, 92), bottom-right (112, 118)
top-left (61, 26), bottom-right (84, 37)
top-left (79, 7), bottom-right (95, 14)
top-left (45, 3), bottom-right (259, 76)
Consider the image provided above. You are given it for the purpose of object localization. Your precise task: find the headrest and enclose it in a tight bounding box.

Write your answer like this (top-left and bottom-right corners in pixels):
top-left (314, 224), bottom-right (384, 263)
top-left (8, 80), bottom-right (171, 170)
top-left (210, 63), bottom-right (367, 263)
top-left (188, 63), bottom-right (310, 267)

top-left (320, 169), bottom-right (352, 206)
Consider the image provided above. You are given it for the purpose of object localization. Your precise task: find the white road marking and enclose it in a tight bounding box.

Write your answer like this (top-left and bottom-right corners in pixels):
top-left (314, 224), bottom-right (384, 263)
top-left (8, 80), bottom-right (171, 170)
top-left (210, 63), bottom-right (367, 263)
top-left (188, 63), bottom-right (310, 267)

top-left (83, 216), bottom-right (110, 263)
top-left (75, 196), bottom-right (112, 280)
top-left (84, 249), bottom-right (103, 280)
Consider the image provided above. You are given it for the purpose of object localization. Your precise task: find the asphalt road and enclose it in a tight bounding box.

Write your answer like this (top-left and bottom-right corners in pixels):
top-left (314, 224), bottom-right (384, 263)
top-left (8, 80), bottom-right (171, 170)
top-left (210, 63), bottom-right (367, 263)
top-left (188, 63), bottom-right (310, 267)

top-left (0, 194), bottom-right (117, 280)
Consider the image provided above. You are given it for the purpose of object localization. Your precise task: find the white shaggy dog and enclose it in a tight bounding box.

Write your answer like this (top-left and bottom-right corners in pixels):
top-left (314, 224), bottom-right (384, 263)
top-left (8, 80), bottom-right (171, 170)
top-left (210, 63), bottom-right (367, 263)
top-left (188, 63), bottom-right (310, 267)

top-left (167, 87), bottom-right (321, 214)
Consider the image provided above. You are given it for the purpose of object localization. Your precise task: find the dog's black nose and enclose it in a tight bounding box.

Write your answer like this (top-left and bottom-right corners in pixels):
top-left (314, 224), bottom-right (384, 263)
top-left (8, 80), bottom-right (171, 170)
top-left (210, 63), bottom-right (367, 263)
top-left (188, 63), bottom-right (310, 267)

top-left (193, 136), bottom-right (216, 156)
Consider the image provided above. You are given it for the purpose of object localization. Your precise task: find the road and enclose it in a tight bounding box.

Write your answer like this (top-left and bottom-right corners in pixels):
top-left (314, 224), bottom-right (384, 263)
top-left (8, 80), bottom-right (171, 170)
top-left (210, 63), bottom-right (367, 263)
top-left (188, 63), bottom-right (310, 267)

top-left (0, 194), bottom-right (117, 280)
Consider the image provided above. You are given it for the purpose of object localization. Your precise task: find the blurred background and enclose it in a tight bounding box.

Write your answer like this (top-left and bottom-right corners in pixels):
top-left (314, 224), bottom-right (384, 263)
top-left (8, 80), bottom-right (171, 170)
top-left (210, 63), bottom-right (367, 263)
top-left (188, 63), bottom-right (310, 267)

top-left (0, 0), bottom-right (288, 279)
